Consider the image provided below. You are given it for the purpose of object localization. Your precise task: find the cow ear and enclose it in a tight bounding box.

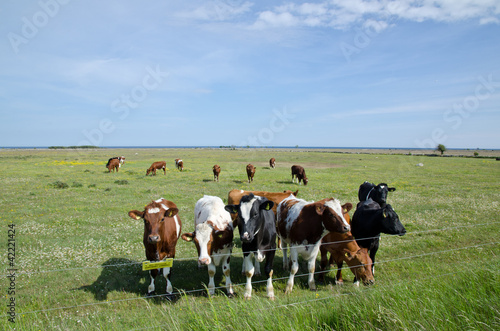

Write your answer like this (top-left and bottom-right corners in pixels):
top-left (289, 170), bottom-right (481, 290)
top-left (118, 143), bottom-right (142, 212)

top-left (316, 203), bottom-right (326, 215)
top-left (128, 210), bottom-right (144, 220)
top-left (181, 233), bottom-right (194, 242)
top-left (260, 201), bottom-right (274, 211)
top-left (388, 187), bottom-right (396, 192)
top-left (165, 208), bottom-right (179, 218)
top-left (225, 205), bottom-right (238, 214)
top-left (342, 203), bottom-right (353, 213)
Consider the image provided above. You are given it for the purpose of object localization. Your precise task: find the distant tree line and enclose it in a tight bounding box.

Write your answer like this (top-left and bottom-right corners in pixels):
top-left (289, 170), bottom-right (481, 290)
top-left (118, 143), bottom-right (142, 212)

top-left (48, 145), bottom-right (100, 149)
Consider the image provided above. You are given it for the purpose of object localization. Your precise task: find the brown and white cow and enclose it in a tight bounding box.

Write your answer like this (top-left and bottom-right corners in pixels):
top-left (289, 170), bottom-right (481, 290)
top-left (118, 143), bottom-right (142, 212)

top-left (291, 165), bottom-right (308, 185)
top-left (246, 164), bottom-right (255, 183)
top-left (146, 161), bottom-right (166, 176)
top-left (277, 195), bottom-right (350, 293)
top-left (175, 159), bottom-right (184, 171)
top-left (181, 195), bottom-right (234, 296)
top-left (128, 198), bottom-right (182, 297)
top-left (318, 202), bottom-right (374, 286)
top-left (269, 158), bottom-right (276, 169)
top-left (106, 156), bottom-right (125, 172)
top-left (213, 165), bottom-right (221, 182)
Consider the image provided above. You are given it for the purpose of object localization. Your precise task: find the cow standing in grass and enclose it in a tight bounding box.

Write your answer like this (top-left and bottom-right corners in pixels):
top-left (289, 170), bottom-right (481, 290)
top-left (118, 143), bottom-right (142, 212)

top-left (213, 165), bottom-right (221, 182)
top-left (291, 165), bottom-right (308, 185)
top-left (181, 195), bottom-right (234, 296)
top-left (246, 164), bottom-right (256, 183)
top-left (146, 161), bottom-right (166, 176)
top-left (277, 195), bottom-right (350, 293)
top-left (269, 158), bottom-right (276, 168)
top-left (128, 198), bottom-right (182, 297)
top-left (225, 194), bottom-right (276, 300)
top-left (106, 156), bottom-right (124, 172)
top-left (175, 159), bottom-right (184, 171)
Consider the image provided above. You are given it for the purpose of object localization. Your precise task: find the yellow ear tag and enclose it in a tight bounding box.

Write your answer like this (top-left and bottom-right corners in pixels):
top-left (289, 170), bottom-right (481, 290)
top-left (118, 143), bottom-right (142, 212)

top-left (142, 258), bottom-right (173, 270)
top-left (135, 216), bottom-right (141, 220)
top-left (345, 252), bottom-right (349, 257)
top-left (266, 204), bottom-right (271, 211)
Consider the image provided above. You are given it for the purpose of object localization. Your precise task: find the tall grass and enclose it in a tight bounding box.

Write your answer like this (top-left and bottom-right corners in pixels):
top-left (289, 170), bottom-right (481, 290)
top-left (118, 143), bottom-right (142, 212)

top-left (1, 148), bottom-right (499, 330)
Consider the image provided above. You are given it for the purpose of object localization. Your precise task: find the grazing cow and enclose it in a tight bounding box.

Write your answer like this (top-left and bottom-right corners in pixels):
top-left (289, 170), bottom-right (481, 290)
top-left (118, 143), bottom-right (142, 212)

top-left (277, 196), bottom-right (350, 293)
top-left (128, 198), bottom-right (182, 297)
top-left (291, 165), bottom-right (308, 185)
top-left (269, 158), bottom-right (276, 168)
top-left (106, 156), bottom-right (125, 172)
top-left (318, 203), bottom-right (374, 286)
top-left (351, 199), bottom-right (406, 278)
top-left (225, 194), bottom-right (276, 300)
top-left (213, 165), bottom-right (221, 182)
top-left (181, 196), bottom-right (234, 296)
top-left (146, 161), bottom-right (166, 176)
top-left (246, 164), bottom-right (256, 183)
top-left (175, 159), bottom-right (184, 171)
top-left (358, 182), bottom-right (396, 207)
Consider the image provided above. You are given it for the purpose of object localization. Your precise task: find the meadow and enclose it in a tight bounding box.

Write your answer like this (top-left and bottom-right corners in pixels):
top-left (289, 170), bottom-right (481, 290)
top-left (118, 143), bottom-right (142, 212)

top-left (1, 147), bottom-right (499, 330)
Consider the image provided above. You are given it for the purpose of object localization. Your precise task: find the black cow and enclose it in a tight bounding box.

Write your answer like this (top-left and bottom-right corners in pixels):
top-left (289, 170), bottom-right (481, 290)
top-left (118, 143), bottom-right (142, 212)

top-left (351, 199), bottom-right (406, 280)
top-left (358, 182), bottom-right (396, 207)
top-left (225, 194), bottom-right (276, 300)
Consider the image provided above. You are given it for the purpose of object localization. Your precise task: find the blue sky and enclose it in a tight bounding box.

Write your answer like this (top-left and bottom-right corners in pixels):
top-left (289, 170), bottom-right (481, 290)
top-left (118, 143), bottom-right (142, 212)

top-left (1, 0), bottom-right (499, 148)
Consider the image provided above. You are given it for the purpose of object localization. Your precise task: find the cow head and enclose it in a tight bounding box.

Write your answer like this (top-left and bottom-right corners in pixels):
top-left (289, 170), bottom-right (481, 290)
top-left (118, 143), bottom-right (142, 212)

top-left (303, 177), bottom-right (309, 185)
top-left (358, 181), bottom-right (396, 206)
top-left (181, 221), bottom-right (233, 266)
top-left (146, 168), bottom-right (151, 176)
top-left (128, 201), bottom-right (179, 244)
top-left (225, 194), bottom-right (274, 243)
top-left (343, 248), bottom-right (374, 285)
top-left (379, 204), bottom-right (406, 235)
top-left (314, 198), bottom-right (350, 234)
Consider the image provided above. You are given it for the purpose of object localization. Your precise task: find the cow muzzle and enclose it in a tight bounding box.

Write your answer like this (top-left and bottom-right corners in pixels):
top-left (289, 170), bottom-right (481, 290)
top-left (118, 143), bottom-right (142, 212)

top-left (148, 235), bottom-right (160, 244)
top-left (241, 232), bottom-right (252, 243)
top-left (198, 257), bottom-right (211, 266)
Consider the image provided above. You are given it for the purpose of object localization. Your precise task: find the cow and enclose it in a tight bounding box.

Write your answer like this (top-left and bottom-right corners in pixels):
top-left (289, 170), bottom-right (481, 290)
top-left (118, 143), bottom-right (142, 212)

top-left (291, 165), bottom-right (308, 185)
top-left (106, 156), bottom-right (125, 172)
top-left (351, 199), bottom-right (406, 279)
top-left (146, 161), bottom-right (166, 176)
top-left (181, 195), bottom-right (234, 297)
top-left (128, 198), bottom-right (182, 297)
top-left (277, 195), bottom-right (350, 293)
top-left (175, 159), bottom-right (184, 171)
top-left (358, 182), bottom-right (396, 207)
top-left (269, 158), bottom-right (276, 168)
top-left (213, 165), bottom-right (221, 182)
top-left (246, 164), bottom-right (255, 183)
top-left (318, 203), bottom-right (374, 286)
top-left (225, 194), bottom-right (276, 300)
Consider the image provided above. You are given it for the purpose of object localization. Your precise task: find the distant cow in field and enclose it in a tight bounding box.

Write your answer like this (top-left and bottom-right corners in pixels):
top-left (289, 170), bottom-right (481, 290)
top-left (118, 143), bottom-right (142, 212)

top-left (246, 164), bottom-right (256, 183)
top-left (128, 198), bottom-right (182, 297)
top-left (106, 156), bottom-right (125, 172)
top-left (277, 195), bottom-right (350, 293)
top-left (318, 203), bottom-right (374, 286)
top-left (225, 194), bottom-right (276, 300)
top-left (291, 165), bottom-right (308, 185)
top-left (213, 165), bottom-right (221, 182)
top-left (181, 195), bottom-right (234, 296)
top-left (175, 159), bottom-right (184, 171)
top-left (351, 199), bottom-right (406, 279)
top-left (358, 182), bottom-right (396, 207)
top-left (269, 158), bottom-right (276, 168)
top-left (146, 161), bottom-right (166, 176)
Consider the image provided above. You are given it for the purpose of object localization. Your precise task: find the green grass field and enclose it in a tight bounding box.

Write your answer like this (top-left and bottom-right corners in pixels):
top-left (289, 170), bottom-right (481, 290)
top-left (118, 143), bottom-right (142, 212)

top-left (1, 148), bottom-right (499, 330)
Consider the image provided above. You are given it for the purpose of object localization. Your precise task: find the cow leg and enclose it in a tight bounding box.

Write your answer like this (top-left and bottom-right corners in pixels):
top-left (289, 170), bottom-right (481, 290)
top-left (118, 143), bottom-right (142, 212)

top-left (162, 267), bottom-right (173, 294)
top-left (243, 253), bottom-right (254, 299)
top-left (148, 269), bottom-right (158, 295)
top-left (318, 247), bottom-right (328, 283)
top-left (285, 247), bottom-right (299, 294)
top-left (207, 262), bottom-right (216, 296)
top-left (265, 250), bottom-right (276, 300)
top-left (335, 260), bottom-right (344, 285)
top-left (254, 258), bottom-right (261, 277)
top-left (222, 254), bottom-right (234, 297)
top-left (282, 242), bottom-right (289, 271)
top-left (163, 168), bottom-right (166, 175)
top-left (307, 255), bottom-right (317, 291)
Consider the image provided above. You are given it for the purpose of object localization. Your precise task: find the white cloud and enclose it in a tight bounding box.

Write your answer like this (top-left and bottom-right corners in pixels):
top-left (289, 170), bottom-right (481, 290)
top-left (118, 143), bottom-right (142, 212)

top-left (177, 0), bottom-right (253, 21)
top-left (252, 0), bottom-right (500, 29)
